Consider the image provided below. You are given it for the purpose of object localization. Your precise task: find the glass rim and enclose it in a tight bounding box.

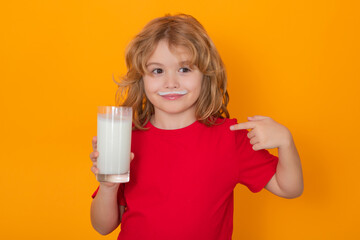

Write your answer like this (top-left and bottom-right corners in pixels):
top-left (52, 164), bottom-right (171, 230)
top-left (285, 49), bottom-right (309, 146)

top-left (97, 106), bottom-right (132, 115)
top-left (98, 106), bottom-right (132, 109)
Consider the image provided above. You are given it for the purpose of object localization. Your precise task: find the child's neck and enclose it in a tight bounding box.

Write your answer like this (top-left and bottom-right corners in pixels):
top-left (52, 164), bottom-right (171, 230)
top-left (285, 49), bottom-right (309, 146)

top-left (150, 111), bottom-right (197, 130)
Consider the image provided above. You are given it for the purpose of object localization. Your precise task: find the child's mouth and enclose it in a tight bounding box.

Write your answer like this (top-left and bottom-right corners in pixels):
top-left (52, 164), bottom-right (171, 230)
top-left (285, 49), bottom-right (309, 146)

top-left (158, 90), bottom-right (188, 100)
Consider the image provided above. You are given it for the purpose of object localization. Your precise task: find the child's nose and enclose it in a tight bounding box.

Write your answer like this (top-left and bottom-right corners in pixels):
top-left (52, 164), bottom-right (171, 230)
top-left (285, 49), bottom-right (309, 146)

top-left (164, 73), bottom-right (180, 89)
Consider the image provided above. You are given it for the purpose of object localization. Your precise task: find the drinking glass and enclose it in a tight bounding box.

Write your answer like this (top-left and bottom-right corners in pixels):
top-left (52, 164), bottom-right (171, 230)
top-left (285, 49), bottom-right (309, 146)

top-left (96, 106), bottom-right (132, 183)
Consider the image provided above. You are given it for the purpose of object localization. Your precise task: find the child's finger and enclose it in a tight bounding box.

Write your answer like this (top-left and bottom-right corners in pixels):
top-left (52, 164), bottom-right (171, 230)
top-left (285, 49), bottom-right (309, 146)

top-left (91, 166), bottom-right (99, 174)
top-left (92, 136), bottom-right (97, 151)
top-left (250, 137), bottom-right (260, 145)
top-left (252, 143), bottom-right (264, 151)
top-left (248, 115), bottom-right (269, 121)
top-left (130, 152), bottom-right (135, 162)
top-left (247, 130), bottom-right (256, 139)
top-left (90, 151), bottom-right (99, 162)
top-left (230, 122), bottom-right (255, 131)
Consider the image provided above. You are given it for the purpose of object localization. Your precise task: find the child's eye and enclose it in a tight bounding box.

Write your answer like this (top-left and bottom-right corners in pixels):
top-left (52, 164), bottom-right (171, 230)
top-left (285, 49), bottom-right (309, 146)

top-left (152, 68), bottom-right (163, 74)
top-left (179, 67), bottom-right (191, 73)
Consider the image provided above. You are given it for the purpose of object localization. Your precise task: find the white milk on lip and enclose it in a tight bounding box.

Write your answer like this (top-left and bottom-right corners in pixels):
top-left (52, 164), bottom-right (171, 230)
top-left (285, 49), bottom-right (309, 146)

top-left (97, 115), bottom-right (132, 174)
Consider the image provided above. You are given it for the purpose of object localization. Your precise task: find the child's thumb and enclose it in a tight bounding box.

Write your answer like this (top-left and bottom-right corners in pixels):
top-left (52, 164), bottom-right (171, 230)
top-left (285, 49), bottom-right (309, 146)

top-left (248, 115), bottom-right (268, 121)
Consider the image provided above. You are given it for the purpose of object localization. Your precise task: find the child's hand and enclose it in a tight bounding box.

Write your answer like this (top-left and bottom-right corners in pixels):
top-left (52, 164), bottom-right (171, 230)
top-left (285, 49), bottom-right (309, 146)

top-left (230, 116), bottom-right (292, 151)
top-left (90, 136), bottom-right (100, 175)
top-left (90, 136), bottom-right (134, 187)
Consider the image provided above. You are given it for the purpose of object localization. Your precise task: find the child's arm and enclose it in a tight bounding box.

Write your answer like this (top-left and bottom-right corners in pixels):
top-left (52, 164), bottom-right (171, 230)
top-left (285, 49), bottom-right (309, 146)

top-left (264, 136), bottom-right (303, 198)
top-left (230, 116), bottom-right (303, 198)
top-left (90, 136), bottom-right (131, 234)
top-left (90, 183), bottom-right (122, 235)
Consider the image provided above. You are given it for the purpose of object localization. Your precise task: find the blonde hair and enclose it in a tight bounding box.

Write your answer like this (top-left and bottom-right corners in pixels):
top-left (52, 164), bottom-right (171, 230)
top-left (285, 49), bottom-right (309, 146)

top-left (115, 14), bottom-right (229, 130)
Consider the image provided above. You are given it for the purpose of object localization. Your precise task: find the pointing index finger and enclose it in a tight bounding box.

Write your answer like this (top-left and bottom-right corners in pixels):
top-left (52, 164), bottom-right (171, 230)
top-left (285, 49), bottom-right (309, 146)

top-left (230, 121), bottom-right (256, 131)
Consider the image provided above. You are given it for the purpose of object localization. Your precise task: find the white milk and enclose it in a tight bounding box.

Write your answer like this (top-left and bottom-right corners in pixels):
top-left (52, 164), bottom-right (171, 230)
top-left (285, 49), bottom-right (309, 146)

top-left (97, 116), bottom-right (132, 175)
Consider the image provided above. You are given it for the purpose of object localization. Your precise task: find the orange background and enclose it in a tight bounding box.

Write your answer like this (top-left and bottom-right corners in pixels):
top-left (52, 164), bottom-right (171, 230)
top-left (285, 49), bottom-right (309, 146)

top-left (1, 0), bottom-right (359, 239)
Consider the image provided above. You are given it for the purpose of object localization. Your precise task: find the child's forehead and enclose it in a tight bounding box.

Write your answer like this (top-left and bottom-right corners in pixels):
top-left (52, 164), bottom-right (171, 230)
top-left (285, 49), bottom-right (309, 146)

top-left (146, 39), bottom-right (194, 64)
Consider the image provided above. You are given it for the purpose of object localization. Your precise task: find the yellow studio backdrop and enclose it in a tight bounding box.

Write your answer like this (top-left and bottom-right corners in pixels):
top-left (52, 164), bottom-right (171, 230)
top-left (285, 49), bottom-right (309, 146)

top-left (1, 0), bottom-right (359, 239)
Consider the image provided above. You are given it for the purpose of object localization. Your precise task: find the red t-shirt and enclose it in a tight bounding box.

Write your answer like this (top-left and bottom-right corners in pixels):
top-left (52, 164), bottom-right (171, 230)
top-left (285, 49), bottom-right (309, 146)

top-left (92, 118), bottom-right (278, 240)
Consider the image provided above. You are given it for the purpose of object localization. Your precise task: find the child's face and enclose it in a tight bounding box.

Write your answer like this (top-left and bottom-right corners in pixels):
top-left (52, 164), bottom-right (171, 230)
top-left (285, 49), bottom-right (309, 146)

top-left (143, 39), bottom-right (203, 119)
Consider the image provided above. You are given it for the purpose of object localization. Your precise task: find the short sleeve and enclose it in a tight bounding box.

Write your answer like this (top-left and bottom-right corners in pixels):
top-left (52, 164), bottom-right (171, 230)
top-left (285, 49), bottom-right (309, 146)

top-left (234, 129), bottom-right (279, 193)
top-left (91, 183), bottom-right (127, 206)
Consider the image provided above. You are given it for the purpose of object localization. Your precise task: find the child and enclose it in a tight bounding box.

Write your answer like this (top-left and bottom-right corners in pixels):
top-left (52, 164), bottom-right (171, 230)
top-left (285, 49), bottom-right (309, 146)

top-left (90, 14), bottom-right (303, 240)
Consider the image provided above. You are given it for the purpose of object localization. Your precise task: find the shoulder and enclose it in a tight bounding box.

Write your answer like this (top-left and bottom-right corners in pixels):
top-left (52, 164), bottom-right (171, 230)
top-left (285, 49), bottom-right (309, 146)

top-left (210, 117), bottom-right (237, 129)
top-left (210, 118), bottom-right (245, 135)
top-left (203, 118), bottom-right (248, 142)
top-left (217, 118), bottom-right (250, 145)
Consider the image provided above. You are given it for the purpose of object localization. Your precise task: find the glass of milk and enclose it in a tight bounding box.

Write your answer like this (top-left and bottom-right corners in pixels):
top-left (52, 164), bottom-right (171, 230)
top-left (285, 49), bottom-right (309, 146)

top-left (96, 106), bottom-right (132, 183)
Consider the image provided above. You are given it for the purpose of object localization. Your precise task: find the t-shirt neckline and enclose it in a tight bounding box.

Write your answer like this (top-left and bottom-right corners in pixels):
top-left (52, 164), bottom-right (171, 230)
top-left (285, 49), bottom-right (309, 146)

top-left (145, 120), bottom-right (202, 135)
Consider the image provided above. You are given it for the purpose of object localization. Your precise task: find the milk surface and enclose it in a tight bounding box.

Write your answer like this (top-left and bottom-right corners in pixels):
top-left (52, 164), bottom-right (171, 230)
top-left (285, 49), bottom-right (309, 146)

top-left (97, 115), bottom-right (132, 174)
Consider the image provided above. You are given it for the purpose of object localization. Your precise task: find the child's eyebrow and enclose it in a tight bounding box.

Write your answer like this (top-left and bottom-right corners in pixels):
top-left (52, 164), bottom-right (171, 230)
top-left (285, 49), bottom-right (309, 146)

top-left (145, 60), bottom-right (192, 67)
top-left (146, 62), bottom-right (164, 67)
top-left (179, 60), bottom-right (191, 65)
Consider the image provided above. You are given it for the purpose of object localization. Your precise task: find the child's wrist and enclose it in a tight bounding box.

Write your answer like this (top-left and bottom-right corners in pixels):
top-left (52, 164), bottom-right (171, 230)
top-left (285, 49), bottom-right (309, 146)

top-left (99, 182), bottom-right (120, 192)
top-left (278, 129), bottom-right (294, 150)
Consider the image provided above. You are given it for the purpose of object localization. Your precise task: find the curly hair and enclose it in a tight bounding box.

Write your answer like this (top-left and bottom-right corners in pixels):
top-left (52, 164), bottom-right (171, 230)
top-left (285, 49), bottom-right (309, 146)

top-left (115, 14), bottom-right (229, 130)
